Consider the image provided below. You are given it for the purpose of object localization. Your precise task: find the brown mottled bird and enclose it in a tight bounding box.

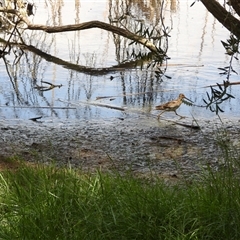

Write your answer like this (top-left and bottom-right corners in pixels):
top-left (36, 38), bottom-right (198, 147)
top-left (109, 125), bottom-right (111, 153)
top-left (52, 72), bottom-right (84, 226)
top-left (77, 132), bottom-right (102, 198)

top-left (155, 93), bottom-right (192, 119)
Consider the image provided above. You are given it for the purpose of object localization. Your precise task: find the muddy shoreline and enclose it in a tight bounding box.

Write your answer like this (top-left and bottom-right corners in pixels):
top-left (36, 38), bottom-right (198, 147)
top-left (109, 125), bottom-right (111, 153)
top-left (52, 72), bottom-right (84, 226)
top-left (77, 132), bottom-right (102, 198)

top-left (0, 114), bottom-right (239, 181)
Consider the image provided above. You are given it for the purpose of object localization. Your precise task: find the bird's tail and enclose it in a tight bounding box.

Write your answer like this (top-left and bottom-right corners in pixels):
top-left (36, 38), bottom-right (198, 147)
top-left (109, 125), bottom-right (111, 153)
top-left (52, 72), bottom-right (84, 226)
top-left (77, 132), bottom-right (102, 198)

top-left (155, 105), bottom-right (165, 110)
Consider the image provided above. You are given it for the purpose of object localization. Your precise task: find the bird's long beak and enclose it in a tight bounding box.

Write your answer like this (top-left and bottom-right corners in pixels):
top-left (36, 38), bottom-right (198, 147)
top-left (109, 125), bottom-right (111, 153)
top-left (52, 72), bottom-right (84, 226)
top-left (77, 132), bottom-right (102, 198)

top-left (184, 96), bottom-right (193, 103)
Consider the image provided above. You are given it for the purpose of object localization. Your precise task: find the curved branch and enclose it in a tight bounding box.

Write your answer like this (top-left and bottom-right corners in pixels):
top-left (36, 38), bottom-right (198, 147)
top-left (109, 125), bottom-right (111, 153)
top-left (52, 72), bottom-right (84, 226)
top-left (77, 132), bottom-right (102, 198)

top-left (18, 42), bottom-right (150, 75)
top-left (27, 21), bottom-right (160, 54)
top-left (201, 0), bottom-right (240, 38)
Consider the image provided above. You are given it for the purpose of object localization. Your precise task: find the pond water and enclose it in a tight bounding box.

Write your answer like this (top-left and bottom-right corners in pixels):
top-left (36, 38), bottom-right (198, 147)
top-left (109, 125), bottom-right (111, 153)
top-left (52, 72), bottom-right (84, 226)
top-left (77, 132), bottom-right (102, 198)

top-left (0, 0), bottom-right (239, 123)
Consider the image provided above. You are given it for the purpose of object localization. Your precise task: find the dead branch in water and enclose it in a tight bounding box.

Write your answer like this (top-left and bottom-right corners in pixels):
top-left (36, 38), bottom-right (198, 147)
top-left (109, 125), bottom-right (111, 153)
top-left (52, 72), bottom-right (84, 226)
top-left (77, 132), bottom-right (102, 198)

top-left (57, 99), bottom-right (125, 112)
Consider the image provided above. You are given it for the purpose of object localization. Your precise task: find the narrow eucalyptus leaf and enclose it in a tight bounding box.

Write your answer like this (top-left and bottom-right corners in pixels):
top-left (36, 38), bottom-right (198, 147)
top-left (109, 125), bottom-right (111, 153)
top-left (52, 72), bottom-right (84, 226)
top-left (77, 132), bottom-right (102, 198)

top-left (206, 92), bottom-right (211, 101)
top-left (218, 106), bottom-right (224, 112)
top-left (214, 90), bottom-right (222, 97)
top-left (221, 40), bottom-right (229, 48)
top-left (209, 105), bottom-right (214, 112)
top-left (190, 1), bottom-right (195, 7)
top-left (221, 96), bottom-right (230, 101)
top-left (218, 68), bottom-right (227, 71)
top-left (227, 93), bottom-right (235, 99)
top-left (217, 83), bottom-right (223, 91)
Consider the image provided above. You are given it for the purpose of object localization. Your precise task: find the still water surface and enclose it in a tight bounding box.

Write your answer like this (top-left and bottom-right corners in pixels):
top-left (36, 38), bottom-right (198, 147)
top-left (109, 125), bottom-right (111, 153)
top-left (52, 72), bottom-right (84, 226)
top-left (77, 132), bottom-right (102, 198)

top-left (0, 0), bottom-right (239, 123)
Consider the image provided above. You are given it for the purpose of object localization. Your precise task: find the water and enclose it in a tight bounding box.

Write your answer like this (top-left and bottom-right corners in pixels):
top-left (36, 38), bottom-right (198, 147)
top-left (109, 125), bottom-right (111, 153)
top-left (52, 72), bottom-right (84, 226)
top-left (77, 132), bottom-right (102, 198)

top-left (0, 0), bottom-right (239, 123)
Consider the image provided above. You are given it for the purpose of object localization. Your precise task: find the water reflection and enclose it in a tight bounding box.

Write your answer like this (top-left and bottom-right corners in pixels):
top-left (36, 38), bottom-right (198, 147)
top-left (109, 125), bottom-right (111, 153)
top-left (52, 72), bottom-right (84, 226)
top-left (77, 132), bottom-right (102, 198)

top-left (107, 0), bottom-right (171, 110)
top-left (0, 0), bottom-right (238, 121)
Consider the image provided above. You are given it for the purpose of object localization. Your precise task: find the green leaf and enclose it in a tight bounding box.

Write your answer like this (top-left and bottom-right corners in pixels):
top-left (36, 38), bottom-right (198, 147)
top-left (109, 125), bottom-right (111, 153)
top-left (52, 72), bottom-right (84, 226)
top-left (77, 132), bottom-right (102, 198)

top-left (217, 83), bottom-right (223, 91)
top-left (164, 75), bottom-right (172, 79)
top-left (217, 105), bottom-right (224, 113)
top-left (227, 93), bottom-right (235, 99)
top-left (218, 67), bottom-right (227, 72)
top-left (206, 92), bottom-right (211, 101)
top-left (221, 40), bottom-right (229, 48)
top-left (221, 96), bottom-right (230, 101)
top-left (231, 68), bottom-right (238, 74)
top-left (190, 1), bottom-right (195, 7)
top-left (203, 99), bottom-right (208, 105)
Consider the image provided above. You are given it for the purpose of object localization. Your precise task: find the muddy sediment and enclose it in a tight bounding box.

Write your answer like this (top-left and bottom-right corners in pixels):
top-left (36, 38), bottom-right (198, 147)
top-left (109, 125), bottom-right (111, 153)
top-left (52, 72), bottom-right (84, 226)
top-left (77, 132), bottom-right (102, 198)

top-left (0, 114), bottom-right (239, 181)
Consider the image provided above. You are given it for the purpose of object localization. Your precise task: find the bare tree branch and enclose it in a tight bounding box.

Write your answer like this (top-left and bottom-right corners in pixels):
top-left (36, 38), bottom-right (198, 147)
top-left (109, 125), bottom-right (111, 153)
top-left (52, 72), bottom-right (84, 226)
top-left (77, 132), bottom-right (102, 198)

top-left (200, 0), bottom-right (240, 38)
top-left (231, 0), bottom-right (240, 17)
top-left (26, 21), bottom-right (161, 55)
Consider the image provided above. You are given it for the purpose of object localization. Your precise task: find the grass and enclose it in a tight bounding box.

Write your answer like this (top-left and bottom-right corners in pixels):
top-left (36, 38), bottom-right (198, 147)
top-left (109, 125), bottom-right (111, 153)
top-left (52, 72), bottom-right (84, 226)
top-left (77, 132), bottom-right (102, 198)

top-left (0, 139), bottom-right (240, 239)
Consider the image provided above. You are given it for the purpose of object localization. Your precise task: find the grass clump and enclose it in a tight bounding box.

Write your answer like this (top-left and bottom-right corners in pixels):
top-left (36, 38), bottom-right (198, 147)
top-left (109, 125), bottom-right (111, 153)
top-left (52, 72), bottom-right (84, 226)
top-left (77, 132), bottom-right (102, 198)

top-left (0, 149), bottom-right (240, 239)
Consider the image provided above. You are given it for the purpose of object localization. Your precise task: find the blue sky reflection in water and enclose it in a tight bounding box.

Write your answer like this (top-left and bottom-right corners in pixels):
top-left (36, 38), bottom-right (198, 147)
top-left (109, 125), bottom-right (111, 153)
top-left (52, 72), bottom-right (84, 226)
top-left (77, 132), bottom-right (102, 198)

top-left (0, 0), bottom-right (239, 122)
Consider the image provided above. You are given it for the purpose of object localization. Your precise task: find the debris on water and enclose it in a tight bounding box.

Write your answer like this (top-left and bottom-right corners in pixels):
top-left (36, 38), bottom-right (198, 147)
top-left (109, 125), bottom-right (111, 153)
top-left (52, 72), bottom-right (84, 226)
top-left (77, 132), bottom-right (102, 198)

top-left (29, 116), bottom-right (42, 122)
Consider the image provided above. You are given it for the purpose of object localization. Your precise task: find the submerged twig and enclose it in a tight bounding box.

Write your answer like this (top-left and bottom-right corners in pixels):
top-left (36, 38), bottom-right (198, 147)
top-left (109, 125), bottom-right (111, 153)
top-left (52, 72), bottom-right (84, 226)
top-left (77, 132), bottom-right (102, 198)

top-left (29, 116), bottom-right (42, 122)
top-left (0, 105), bottom-right (76, 109)
top-left (58, 99), bottom-right (125, 111)
top-left (169, 121), bottom-right (200, 130)
top-left (34, 81), bottom-right (63, 91)
top-left (156, 116), bottom-right (200, 130)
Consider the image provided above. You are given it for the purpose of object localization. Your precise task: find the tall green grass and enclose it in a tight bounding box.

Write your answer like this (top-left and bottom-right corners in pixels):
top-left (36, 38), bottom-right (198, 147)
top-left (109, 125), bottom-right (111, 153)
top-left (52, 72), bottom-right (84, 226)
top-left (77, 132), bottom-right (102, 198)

top-left (0, 139), bottom-right (240, 239)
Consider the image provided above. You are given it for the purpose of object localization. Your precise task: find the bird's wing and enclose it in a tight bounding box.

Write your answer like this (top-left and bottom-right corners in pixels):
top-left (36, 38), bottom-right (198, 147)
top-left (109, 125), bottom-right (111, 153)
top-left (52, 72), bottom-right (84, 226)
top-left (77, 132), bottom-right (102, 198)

top-left (165, 100), bottom-right (178, 108)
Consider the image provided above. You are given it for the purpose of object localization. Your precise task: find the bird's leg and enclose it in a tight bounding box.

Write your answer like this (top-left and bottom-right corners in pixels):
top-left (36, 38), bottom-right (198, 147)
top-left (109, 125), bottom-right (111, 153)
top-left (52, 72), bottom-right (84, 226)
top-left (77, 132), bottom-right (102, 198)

top-left (157, 111), bottom-right (165, 120)
top-left (175, 111), bottom-right (185, 119)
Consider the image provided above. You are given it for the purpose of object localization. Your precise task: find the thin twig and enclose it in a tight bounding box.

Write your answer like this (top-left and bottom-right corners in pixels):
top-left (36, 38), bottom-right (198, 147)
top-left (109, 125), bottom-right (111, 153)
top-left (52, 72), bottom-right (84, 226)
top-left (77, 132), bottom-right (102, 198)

top-left (57, 99), bottom-right (125, 111)
top-left (0, 105), bottom-right (76, 109)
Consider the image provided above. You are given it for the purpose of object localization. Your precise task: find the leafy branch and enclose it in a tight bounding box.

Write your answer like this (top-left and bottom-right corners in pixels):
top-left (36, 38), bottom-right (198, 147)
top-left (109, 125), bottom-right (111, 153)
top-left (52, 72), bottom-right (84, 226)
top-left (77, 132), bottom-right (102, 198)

top-left (203, 35), bottom-right (238, 114)
top-left (113, 1), bottom-right (171, 81)
top-left (203, 82), bottom-right (235, 114)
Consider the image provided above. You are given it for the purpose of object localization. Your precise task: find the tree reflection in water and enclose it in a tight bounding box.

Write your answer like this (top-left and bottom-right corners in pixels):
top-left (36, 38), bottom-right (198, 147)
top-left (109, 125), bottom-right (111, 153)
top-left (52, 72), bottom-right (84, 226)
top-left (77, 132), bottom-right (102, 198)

top-left (0, 0), bottom-right (171, 120)
top-left (0, 0), bottom-right (237, 120)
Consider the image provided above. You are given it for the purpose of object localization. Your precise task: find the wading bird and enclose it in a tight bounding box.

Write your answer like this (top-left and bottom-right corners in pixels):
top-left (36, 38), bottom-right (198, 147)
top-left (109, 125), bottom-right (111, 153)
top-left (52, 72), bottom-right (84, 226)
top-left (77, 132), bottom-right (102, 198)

top-left (155, 93), bottom-right (192, 119)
